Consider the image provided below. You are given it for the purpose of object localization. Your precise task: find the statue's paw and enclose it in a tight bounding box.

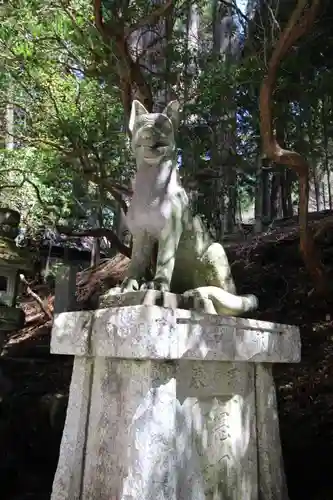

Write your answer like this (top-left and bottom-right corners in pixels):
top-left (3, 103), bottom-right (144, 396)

top-left (140, 280), bottom-right (170, 292)
top-left (120, 278), bottom-right (139, 292)
top-left (244, 294), bottom-right (259, 311)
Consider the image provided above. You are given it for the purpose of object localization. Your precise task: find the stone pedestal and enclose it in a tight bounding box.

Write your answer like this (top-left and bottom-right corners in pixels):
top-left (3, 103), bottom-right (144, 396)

top-left (50, 292), bottom-right (300, 500)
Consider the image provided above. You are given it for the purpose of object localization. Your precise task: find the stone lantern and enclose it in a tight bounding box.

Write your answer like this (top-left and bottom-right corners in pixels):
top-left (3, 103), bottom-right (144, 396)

top-left (0, 208), bottom-right (32, 332)
top-left (0, 208), bottom-right (32, 398)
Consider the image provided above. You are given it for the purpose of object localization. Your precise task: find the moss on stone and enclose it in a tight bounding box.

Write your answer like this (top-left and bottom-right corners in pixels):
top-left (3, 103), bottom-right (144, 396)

top-left (0, 237), bottom-right (32, 270)
top-left (0, 305), bottom-right (25, 331)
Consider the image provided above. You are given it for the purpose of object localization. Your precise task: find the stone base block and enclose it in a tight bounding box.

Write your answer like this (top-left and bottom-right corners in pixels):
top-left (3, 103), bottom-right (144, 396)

top-left (50, 296), bottom-right (300, 500)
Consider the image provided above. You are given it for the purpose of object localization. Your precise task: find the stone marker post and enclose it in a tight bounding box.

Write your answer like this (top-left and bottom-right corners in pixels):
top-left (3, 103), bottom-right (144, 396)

top-left (50, 291), bottom-right (300, 500)
top-left (54, 263), bottom-right (80, 314)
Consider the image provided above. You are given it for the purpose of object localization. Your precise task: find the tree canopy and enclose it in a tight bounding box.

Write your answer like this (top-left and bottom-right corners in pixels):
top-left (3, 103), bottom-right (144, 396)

top-left (0, 0), bottom-right (332, 289)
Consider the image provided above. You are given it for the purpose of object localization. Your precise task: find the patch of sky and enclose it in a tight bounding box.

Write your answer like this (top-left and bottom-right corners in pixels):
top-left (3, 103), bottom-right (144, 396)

top-left (72, 68), bottom-right (85, 80)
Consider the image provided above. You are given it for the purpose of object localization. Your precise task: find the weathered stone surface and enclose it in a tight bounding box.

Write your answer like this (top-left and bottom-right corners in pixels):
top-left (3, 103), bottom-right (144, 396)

top-left (51, 305), bottom-right (300, 361)
top-left (50, 357), bottom-right (93, 500)
top-left (51, 311), bottom-right (93, 355)
top-left (0, 238), bottom-right (30, 267)
top-left (0, 305), bottom-right (25, 331)
top-left (0, 207), bottom-right (21, 227)
top-left (174, 361), bottom-right (258, 499)
top-left (99, 289), bottom-right (212, 313)
top-left (50, 303), bottom-right (300, 500)
top-left (81, 359), bottom-right (257, 500)
top-left (255, 364), bottom-right (289, 499)
top-left (91, 305), bottom-right (300, 362)
top-left (54, 264), bottom-right (80, 314)
top-left (113, 102), bottom-right (258, 318)
top-left (0, 268), bottom-right (19, 307)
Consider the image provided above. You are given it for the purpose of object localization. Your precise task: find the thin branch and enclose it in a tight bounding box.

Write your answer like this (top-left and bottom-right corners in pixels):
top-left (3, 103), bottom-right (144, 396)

top-left (24, 178), bottom-right (58, 211)
top-left (20, 274), bottom-right (53, 321)
top-left (222, 0), bottom-right (252, 30)
top-left (261, 0), bottom-right (321, 157)
top-left (132, 27), bottom-right (162, 56)
top-left (92, 0), bottom-right (155, 114)
top-left (263, 0), bottom-right (281, 33)
top-left (93, 0), bottom-right (106, 36)
top-left (84, 171), bottom-right (131, 213)
top-left (4, 129), bottom-right (68, 152)
top-left (126, 0), bottom-right (174, 36)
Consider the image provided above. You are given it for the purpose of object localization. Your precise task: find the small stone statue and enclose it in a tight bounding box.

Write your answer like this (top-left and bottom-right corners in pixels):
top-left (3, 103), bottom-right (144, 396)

top-left (113, 100), bottom-right (258, 316)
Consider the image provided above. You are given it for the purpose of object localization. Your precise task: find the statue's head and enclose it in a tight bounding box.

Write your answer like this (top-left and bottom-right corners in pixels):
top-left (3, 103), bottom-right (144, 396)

top-left (129, 100), bottom-right (181, 164)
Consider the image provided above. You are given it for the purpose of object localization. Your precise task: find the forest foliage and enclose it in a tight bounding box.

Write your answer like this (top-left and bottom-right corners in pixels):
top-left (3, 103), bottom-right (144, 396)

top-left (0, 0), bottom-right (332, 287)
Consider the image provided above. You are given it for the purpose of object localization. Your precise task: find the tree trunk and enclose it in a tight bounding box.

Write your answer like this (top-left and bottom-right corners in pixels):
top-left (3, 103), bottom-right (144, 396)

top-left (180, 0), bottom-right (200, 198)
top-left (211, 0), bottom-right (240, 238)
top-left (307, 104), bottom-right (321, 212)
top-left (254, 156), bottom-right (267, 233)
top-left (5, 102), bottom-right (14, 150)
top-left (322, 97), bottom-right (332, 210)
top-left (283, 169), bottom-right (294, 217)
top-left (270, 171), bottom-right (282, 220)
top-left (259, 0), bottom-right (326, 293)
top-left (275, 112), bottom-right (293, 218)
top-left (93, 0), bottom-right (173, 118)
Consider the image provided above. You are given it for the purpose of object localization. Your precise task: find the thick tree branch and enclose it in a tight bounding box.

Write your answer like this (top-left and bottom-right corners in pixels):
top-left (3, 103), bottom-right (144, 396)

top-left (57, 226), bottom-right (131, 258)
top-left (4, 129), bottom-right (68, 153)
top-left (259, 0), bottom-right (325, 291)
top-left (20, 274), bottom-right (53, 321)
top-left (0, 173), bottom-right (57, 212)
top-left (83, 170), bottom-right (131, 213)
top-left (93, 0), bottom-right (107, 36)
top-left (261, 0), bottom-right (320, 153)
top-left (93, 0), bottom-right (177, 116)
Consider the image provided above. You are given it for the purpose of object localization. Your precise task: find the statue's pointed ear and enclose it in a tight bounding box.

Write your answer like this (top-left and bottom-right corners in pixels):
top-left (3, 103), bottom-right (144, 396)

top-left (162, 100), bottom-right (181, 131)
top-left (129, 100), bottom-right (148, 133)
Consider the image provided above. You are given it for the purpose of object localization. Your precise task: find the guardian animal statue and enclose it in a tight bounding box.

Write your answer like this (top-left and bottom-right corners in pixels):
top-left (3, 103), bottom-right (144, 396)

top-left (120, 100), bottom-right (258, 316)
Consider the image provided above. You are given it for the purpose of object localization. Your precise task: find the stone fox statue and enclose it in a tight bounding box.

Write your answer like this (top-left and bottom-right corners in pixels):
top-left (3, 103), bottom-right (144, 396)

top-left (121, 99), bottom-right (258, 316)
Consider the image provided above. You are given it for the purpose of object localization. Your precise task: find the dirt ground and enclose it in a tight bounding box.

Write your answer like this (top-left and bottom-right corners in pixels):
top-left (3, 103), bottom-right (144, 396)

top-left (1, 227), bottom-right (333, 499)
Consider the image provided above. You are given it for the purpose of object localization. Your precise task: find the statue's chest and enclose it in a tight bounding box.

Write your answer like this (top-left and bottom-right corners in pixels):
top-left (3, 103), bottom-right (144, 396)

top-left (132, 167), bottom-right (166, 206)
top-left (126, 163), bottom-right (183, 236)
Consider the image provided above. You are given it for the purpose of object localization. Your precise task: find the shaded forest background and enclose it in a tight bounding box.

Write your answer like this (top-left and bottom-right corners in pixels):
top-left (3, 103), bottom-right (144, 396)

top-left (1, 0), bottom-right (333, 269)
top-left (2, 0), bottom-right (333, 499)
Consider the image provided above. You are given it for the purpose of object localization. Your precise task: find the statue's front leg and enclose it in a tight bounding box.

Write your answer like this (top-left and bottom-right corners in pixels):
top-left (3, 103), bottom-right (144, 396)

top-left (121, 231), bottom-right (154, 292)
top-left (141, 210), bottom-right (183, 293)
